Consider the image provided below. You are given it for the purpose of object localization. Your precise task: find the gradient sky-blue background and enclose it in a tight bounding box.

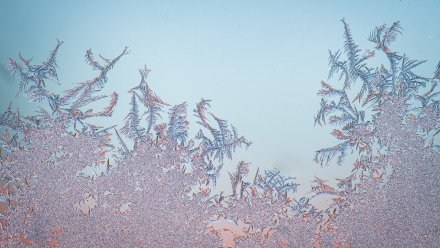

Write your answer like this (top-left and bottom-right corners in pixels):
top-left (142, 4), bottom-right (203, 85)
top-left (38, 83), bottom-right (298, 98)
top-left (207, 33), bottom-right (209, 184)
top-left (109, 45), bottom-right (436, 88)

top-left (1, 0), bottom-right (439, 197)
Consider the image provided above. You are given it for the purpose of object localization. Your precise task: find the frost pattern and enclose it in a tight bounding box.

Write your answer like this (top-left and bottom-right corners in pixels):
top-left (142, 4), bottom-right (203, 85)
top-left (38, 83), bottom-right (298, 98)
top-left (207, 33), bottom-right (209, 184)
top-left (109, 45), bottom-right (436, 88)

top-left (0, 20), bottom-right (439, 247)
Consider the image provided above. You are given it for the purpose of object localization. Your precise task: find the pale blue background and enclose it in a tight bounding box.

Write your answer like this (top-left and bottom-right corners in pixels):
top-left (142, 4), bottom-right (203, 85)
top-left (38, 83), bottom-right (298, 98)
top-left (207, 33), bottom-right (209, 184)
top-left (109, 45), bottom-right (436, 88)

top-left (1, 0), bottom-right (439, 197)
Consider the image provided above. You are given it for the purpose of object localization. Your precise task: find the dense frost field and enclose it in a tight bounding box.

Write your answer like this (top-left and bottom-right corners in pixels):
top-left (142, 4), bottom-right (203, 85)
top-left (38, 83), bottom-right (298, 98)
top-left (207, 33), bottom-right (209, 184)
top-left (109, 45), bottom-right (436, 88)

top-left (0, 15), bottom-right (439, 248)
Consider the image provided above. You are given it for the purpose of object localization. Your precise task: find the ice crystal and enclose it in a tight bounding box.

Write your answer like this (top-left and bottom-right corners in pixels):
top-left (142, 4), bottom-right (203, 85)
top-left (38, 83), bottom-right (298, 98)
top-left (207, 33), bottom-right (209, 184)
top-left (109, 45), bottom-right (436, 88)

top-left (167, 102), bottom-right (189, 145)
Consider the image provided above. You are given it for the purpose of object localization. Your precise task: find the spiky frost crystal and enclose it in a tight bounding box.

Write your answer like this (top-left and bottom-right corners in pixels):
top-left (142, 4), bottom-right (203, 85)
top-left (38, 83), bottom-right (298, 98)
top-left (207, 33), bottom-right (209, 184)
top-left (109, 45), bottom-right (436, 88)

top-left (315, 20), bottom-right (440, 247)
